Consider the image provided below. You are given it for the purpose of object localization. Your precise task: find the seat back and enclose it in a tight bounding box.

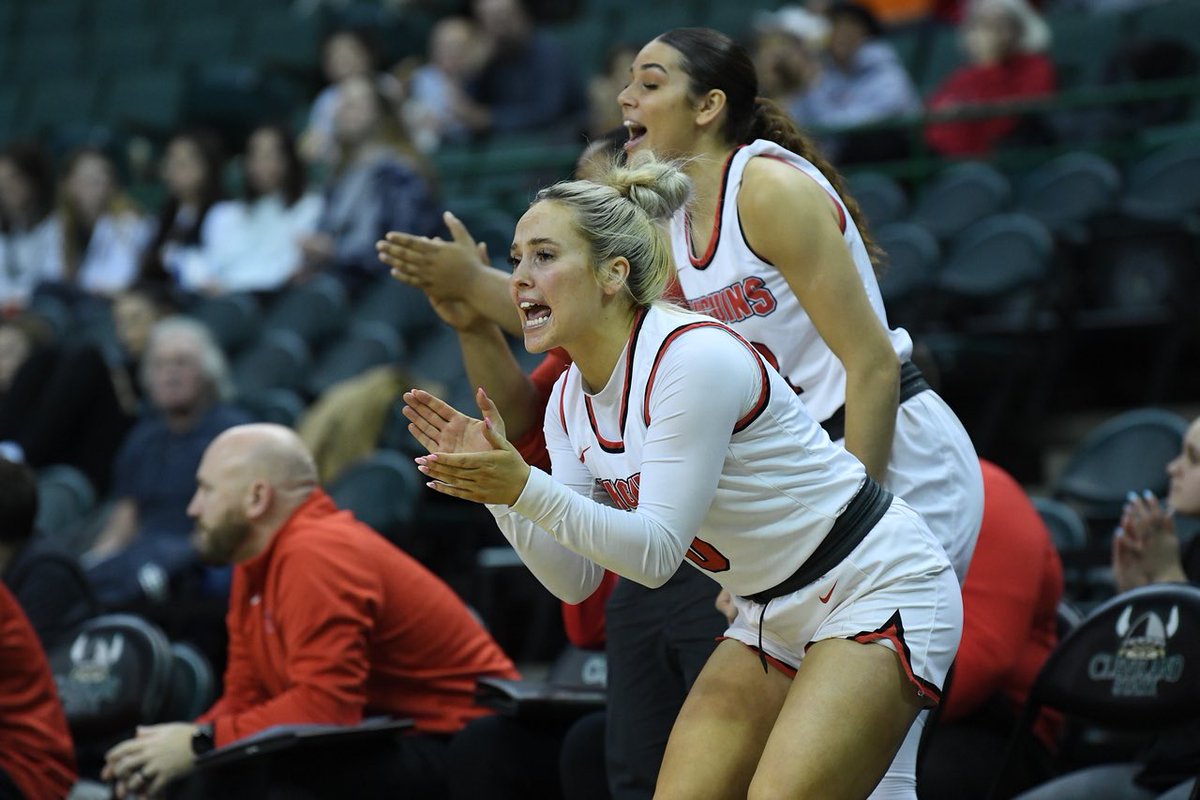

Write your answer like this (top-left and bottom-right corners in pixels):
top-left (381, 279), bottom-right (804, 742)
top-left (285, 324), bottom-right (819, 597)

top-left (847, 171), bottom-right (910, 228)
top-left (1031, 496), bottom-right (1088, 554)
top-left (262, 275), bottom-right (349, 348)
top-left (1121, 141), bottom-right (1200, 222)
top-left (159, 641), bottom-right (217, 723)
top-left (48, 614), bottom-right (175, 779)
top-left (909, 162), bottom-right (1012, 242)
top-left (232, 329), bottom-right (312, 395)
top-left (875, 221), bottom-right (941, 333)
top-left (1053, 407), bottom-right (1189, 525)
top-left (327, 449), bottom-right (423, 545)
top-left (1016, 151), bottom-right (1121, 233)
top-left (989, 584), bottom-right (1200, 799)
top-left (35, 464), bottom-right (97, 539)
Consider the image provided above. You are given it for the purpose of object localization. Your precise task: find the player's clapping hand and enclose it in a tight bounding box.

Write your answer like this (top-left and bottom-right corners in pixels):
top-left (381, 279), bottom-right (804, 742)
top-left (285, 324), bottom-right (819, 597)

top-left (404, 387), bottom-right (531, 506)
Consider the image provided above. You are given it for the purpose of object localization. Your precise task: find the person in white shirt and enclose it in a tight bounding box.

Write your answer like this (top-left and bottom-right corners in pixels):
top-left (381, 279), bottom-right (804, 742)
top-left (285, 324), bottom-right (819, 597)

top-left (403, 154), bottom-right (961, 799)
top-left (0, 142), bottom-right (58, 310)
top-left (45, 147), bottom-right (152, 297)
top-left (188, 125), bottom-right (323, 295)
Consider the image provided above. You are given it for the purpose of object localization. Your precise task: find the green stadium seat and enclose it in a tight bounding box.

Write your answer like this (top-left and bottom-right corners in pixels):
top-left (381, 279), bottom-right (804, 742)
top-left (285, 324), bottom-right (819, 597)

top-left (11, 34), bottom-right (85, 80)
top-left (161, 17), bottom-right (242, 68)
top-left (1133, 0), bottom-right (1200, 52)
top-left (101, 71), bottom-right (184, 134)
top-left (1049, 13), bottom-right (1129, 90)
top-left (92, 25), bottom-right (162, 73)
top-left (21, 0), bottom-right (84, 37)
top-left (919, 25), bottom-right (962, 94)
top-left (89, 0), bottom-right (154, 34)
top-left (25, 76), bottom-right (102, 132)
top-left (243, 9), bottom-right (324, 73)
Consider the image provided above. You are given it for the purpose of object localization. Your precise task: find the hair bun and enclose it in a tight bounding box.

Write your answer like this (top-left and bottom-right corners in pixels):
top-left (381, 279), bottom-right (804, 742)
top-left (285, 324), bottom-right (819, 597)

top-left (602, 152), bottom-right (692, 221)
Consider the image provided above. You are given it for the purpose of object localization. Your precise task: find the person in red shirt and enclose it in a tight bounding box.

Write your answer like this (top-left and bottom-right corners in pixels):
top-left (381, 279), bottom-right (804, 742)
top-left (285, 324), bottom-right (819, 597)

top-left (0, 581), bottom-right (78, 800)
top-left (925, 0), bottom-right (1057, 157)
top-left (917, 459), bottom-right (1063, 798)
top-left (101, 423), bottom-right (518, 800)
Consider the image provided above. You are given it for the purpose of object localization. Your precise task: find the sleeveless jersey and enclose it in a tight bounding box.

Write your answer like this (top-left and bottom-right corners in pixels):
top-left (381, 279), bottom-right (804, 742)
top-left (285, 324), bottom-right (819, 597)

top-left (669, 138), bottom-right (913, 424)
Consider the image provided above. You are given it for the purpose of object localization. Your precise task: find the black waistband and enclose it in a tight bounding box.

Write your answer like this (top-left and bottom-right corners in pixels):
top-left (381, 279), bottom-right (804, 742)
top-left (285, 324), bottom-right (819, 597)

top-left (742, 477), bottom-right (893, 606)
top-left (820, 360), bottom-right (931, 443)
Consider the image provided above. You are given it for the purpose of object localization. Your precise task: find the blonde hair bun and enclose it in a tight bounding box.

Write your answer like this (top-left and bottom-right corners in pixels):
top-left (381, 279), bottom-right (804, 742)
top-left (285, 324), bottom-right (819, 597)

top-left (602, 152), bottom-right (692, 222)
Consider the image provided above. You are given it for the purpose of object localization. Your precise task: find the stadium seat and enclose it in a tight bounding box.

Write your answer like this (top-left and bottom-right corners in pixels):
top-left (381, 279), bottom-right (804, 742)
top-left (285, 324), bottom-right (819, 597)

top-left (10, 33), bottom-right (85, 80)
top-left (1015, 151), bottom-right (1121, 240)
top-left (236, 387), bottom-right (308, 428)
top-left (161, 17), bottom-right (242, 68)
top-left (243, 8), bottom-right (324, 74)
top-left (1049, 13), bottom-right (1128, 90)
top-left (1133, 0), bottom-right (1200, 52)
top-left (48, 613), bottom-right (176, 778)
top-left (101, 71), bottom-right (185, 135)
top-left (908, 161), bottom-right (1012, 242)
top-left (1118, 140), bottom-right (1200, 224)
top-left (1031, 496), bottom-right (1088, 556)
top-left (35, 464), bottom-right (97, 541)
top-left (231, 329), bottom-right (312, 396)
top-left (25, 76), bottom-right (102, 133)
top-left (934, 212), bottom-right (1054, 328)
top-left (348, 276), bottom-right (441, 348)
top-left (327, 449), bottom-right (424, 547)
top-left (305, 321), bottom-right (405, 399)
top-left (875, 221), bottom-right (940, 334)
top-left (188, 292), bottom-right (262, 357)
top-left (847, 171), bottom-right (910, 228)
top-left (986, 583), bottom-right (1200, 798)
top-left (262, 274), bottom-right (349, 348)
top-left (159, 641), bottom-right (217, 723)
top-left (1052, 407), bottom-right (1189, 534)
top-left (91, 25), bottom-right (161, 73)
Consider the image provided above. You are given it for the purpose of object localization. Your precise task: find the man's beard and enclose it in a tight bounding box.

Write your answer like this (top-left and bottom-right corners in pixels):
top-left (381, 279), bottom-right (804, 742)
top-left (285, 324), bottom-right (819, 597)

top-left (195, 510), bottom-right (251, 565)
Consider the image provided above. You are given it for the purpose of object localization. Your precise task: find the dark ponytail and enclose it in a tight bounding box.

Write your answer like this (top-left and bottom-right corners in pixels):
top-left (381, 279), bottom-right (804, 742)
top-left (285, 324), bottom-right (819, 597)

top-left (657, 27), bottom-right (886, 275)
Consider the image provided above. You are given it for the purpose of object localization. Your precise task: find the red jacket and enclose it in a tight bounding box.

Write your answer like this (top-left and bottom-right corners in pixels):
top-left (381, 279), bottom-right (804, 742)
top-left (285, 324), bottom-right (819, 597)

top-left (197, 490), bottom-right (519, 746)
top-left (0, 583), bottom-right (76, 800)
top-left (925, 52), bottom-right (1056, 157)
top-left (945, 460), bottom-right (1063, 747)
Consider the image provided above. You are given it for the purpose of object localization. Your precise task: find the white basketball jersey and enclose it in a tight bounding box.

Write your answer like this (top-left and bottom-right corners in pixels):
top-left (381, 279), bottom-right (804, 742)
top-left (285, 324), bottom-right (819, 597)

top-left (669, 139), bottom-right (913, 424)
top-left (550, 304), bottom-right (869, 596)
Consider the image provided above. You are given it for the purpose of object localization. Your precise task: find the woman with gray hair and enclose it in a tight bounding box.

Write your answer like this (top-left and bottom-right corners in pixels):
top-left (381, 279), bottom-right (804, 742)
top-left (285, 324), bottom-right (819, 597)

top-left (925, 0), bottom-right (1057, 156)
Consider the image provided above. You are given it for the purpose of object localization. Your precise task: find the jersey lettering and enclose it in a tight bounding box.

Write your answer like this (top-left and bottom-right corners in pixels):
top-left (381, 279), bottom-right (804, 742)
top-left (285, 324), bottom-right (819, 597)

top-left (686, 537), bottom-right (731, 573)
top-left (597, 473), bottom-right (641, 511)
top-left (689, 277), bottom-right (777, 324)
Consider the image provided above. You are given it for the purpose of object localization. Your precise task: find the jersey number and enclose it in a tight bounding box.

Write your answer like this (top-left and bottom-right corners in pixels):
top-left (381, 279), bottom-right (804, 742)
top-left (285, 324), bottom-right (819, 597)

top-left (686, 537), bottom-right (730, 573)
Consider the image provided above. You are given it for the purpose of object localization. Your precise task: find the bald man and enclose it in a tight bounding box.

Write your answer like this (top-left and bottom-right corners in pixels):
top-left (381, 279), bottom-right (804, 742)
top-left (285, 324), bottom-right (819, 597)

top-left (102, 424), bottom-right (519, 799)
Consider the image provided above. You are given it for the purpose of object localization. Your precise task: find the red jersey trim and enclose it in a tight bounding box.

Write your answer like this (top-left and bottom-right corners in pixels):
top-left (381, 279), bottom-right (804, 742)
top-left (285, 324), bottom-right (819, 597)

top-left (584, 308), bottom-right (648, 453)
top-left (642, 321), bottom-right (771, 434)
top-left (848, 610), bottom-right (943, 707)
top-left (686, 146), bottom-right (744, 270)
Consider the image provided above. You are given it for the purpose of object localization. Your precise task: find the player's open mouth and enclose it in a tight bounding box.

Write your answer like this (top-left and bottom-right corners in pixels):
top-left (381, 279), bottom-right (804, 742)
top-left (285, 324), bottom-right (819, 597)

top-left (520, 300), bottom-right (552, 330)
top-left (623, 121), bottom-right (647, 151)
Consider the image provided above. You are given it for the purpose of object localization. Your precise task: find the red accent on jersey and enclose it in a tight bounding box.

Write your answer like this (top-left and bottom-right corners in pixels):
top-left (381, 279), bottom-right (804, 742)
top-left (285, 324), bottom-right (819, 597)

top-left (850, 611), bottom-right (942, 706)
top-left (686, 537), bottom-right (731, 573)
top-left (686, 146), bottom-right (745, 269)
top-left (583, 308), bottom-right (648, 453)
top-left (642, 321), bottom-right (771, 434)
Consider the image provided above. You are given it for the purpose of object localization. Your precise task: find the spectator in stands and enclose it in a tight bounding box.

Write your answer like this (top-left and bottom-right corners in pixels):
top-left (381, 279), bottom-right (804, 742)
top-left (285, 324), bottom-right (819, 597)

top-left (404, 16), bottom-right (488, 152)
top-left (44, 147), bottom-right (153, 298)
top-left (299, 75), bottom-right (440, 293)
top-left (139, 130), bottom-right (226, 290)
top-left (750, 7), bottom-right (827, 116)
top-left (457, 0), bottom-right (586, 138)
top-left (188, 125), bottom-right (323, 295)
top-left (0, 581), bottom-right (78, 800)
top-left (1016, 415), bottom-right (1200, 800)
top-left (299, 26), bottom-right (405, 170)
top-left (0, 458), bottom-right (97, 650)
top-left (101, 423), bottom-right (520, 800)
top-left (917, 459), bottom-right (1063, 799)
top-left (84, 316), bottom-right (250, 609)
top-left (789, 1), bottom-right (922, 162)
top-left (0, 283), bottom-right (175, 495)
top-left (0, 141), bottom-right (58, 311)
top-left (925, 0), bottom-right (1057, 157)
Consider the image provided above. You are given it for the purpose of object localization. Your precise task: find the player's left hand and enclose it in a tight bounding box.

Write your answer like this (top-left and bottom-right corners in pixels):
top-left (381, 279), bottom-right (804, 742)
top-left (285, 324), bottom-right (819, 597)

top-left (411, 387), bottom-right (531, 506)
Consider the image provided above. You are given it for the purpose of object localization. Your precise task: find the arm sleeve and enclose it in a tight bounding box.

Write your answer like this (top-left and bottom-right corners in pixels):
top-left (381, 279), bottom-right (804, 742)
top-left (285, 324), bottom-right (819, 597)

top-left (195, 607), bottom-right (268, 731)
top-left (490, 328), bottom-right (759, 600)
top-left (202, 547), bottom-right (379, 745)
